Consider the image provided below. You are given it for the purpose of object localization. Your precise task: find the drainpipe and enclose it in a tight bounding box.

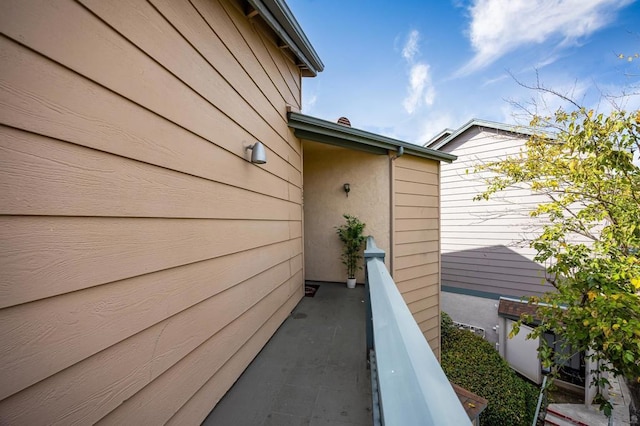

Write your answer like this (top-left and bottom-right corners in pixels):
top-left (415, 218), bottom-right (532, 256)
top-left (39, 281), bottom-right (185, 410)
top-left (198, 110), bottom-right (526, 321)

top-left (532, 375), bottom-right (548, 426)
top-left (388, 146), bottom-right (404, 277)
top-left (388, 150), bottom-right (396, 276)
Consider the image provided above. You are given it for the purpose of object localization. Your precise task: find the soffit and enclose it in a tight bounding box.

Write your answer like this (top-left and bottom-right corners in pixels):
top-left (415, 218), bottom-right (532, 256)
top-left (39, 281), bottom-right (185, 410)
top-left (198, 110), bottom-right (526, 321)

top-left (248, 0), bottom-right (324, 76)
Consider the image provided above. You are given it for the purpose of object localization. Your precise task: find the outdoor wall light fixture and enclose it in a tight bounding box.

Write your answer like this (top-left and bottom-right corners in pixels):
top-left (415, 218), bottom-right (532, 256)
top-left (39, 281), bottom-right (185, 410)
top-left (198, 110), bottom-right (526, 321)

top-left (343, 183), bottom-right (350, 197)
top-left (245, 142), bottom-right (267, 164)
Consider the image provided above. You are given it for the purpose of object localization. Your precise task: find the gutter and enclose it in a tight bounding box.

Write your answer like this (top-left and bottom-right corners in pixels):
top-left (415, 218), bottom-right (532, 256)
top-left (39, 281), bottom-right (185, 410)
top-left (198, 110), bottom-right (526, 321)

top-left (429, 118), bottom-right (542, 151)
top-left (249, 0), bottom-right (324, 76)
top-left (288, 112), bottom-right (457, 163)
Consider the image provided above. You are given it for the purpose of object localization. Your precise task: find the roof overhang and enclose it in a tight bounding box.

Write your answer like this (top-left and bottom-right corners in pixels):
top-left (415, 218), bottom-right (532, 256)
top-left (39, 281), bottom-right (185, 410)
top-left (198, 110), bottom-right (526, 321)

top-left (424, 128), bottom-right (454, 148)
top-left (497, 297), bottom-right (540, 322)
top-left (498, 296), bottom-right (566, 324)
top-left (288, 112), bottom-right (457, 163)
top-left (428, 118), bottom-right (541, 151)
top-left (248, 0), bottom-right (324, 76)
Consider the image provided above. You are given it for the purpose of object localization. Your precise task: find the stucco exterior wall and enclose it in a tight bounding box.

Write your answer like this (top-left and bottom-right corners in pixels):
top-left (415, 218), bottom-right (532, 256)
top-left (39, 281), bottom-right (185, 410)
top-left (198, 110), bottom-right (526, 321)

top-left (302, 141), bottom-right (390, 284)
top-left (0, 0), bottom-right (304, 424)
top-left (441, 292), bottom-right (501, 347)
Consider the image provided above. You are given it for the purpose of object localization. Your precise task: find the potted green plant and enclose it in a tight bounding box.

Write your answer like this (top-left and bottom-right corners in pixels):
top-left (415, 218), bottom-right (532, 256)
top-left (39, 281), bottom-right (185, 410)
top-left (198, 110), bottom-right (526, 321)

top-left (335, 214), bottom-right (366, 288)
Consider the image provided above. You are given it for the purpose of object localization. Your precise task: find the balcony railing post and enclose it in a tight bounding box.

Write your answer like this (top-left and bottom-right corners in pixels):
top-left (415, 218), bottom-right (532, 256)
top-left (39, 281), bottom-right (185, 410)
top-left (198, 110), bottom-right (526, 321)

top-left (364, 264), bottom-right (373, 358)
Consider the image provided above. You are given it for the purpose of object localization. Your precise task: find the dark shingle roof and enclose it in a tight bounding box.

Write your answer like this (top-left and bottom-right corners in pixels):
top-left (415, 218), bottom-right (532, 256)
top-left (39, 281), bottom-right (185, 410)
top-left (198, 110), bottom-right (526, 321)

top-left (498, 297), bottom-right (540, 321)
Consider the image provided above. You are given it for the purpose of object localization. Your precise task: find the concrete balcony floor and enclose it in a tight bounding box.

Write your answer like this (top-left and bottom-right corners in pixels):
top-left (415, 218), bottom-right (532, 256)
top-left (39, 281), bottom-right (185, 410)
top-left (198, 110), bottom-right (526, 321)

top-left (203, 282), bottom-right (373, 426)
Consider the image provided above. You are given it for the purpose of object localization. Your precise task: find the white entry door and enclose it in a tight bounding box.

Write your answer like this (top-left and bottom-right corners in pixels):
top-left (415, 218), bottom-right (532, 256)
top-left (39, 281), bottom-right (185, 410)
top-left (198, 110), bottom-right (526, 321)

top-left (504, 319), bottom-right (541, 384)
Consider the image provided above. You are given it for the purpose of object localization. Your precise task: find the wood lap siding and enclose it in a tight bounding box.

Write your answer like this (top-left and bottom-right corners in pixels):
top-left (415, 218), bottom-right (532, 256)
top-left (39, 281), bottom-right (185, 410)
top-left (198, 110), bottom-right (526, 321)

top-left (438, 128), bottom-right (553, 299)
top-left (392, 156), bottom-right (441, 358)
top-left (0, 0), bottom-right (303, 424)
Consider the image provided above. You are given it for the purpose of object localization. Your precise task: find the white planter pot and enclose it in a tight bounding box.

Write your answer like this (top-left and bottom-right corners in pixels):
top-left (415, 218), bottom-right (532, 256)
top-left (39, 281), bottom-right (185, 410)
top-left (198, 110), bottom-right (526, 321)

top-left (346, 278), bottom-right (356, 289)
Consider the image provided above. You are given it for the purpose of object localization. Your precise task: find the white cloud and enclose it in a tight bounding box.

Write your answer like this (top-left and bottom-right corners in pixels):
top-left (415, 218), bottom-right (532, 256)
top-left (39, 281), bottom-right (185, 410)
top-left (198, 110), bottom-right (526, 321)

top-left (402, 30), bottom-right (420, 61)
top-left (303, 93), bottom-right (317, 113)
top-left (404, 64), bottom-right (436, 113)
top-left (418, 112), bottom-right (457, 144)
top-left (534, 54), bottom-right (562, 70)
top-left (481, 73), bottom-right (510, 87)
top-left (401, 30), bottom-right (436, 114)
top-left (459, 0), bottom-right (634, 75)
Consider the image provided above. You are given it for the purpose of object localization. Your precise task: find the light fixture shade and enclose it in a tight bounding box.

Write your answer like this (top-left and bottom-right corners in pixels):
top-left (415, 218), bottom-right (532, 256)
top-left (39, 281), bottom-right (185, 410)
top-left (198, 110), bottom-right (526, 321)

top-left (248, 142), bottom-right (267, 164)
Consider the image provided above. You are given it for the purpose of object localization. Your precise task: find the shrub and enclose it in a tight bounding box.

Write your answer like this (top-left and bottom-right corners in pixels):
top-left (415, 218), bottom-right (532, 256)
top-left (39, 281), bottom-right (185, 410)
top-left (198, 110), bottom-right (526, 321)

top-left (335, 214), bottom-right (366, 279)
top-left (441, 311), bottom-right (455, 341)
top-left (441, 313), bottom-right (539, 426)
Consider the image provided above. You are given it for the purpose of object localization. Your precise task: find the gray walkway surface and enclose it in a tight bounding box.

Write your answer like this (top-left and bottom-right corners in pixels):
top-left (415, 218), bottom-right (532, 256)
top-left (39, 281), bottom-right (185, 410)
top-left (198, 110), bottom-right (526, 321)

top-left (203, 282), bottom-right (373, 426)
top-left (547, 374), bottom-right (631, 425)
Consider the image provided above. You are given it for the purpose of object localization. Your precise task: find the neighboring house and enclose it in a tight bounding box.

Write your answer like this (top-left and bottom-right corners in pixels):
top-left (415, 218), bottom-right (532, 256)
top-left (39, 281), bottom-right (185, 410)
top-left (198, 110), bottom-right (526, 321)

top-left (0, 0), bottom-right (453, 423)
top-left (427, 119), bottom-right (596, 402)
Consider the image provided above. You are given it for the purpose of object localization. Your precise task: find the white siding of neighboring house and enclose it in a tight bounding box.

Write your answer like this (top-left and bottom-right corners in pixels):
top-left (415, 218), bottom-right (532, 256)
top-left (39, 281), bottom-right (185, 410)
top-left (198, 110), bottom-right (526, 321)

top-left (438, 126), bottom-right (554, 300)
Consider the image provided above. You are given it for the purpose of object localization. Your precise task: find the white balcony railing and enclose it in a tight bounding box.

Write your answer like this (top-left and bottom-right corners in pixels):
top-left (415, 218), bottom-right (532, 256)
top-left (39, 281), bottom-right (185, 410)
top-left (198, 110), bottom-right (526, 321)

top-left (364, 236), bottom-right (470, 426)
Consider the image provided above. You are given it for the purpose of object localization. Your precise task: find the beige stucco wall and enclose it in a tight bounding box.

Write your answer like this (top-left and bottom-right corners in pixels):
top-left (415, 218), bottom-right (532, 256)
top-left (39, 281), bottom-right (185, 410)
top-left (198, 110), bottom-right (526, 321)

top-left (303, 141), bottom-right (390, 283)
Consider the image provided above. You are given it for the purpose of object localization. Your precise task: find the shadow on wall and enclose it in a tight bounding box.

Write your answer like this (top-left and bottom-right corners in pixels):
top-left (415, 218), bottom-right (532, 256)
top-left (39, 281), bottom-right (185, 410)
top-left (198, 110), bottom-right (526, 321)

top-left (441, 245), bottom-right (553, 299)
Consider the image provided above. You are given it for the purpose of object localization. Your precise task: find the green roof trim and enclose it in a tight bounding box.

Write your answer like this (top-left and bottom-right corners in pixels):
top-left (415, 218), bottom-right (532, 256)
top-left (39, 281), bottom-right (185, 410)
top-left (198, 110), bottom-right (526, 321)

top-left (428, 118), bottom-right (539, 150)
top-left (441, 285), bottom-right (504, 300)
top-left (250, 0), bottom-right (324, 76)
top-left (288, 112), bottom-right (457, 163)
top-left (424, 128), bottom-right (454, 148)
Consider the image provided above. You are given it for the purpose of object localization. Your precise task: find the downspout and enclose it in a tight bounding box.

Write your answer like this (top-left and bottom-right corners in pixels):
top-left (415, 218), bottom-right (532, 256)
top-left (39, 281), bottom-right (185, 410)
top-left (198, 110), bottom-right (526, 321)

top-left (437, 161), bottom-right (442, 359)
top-left (388, 147), bottom-right (403, 277)
top-left (300, 138), bottom-right (305, 284)
top-left (389, 152), bottom-right (394, 276)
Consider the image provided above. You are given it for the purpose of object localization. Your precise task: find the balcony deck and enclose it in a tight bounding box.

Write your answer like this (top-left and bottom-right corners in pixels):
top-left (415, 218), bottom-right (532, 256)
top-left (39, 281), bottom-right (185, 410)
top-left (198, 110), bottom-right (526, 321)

top-left (203, 281), bottom-right (373, 426)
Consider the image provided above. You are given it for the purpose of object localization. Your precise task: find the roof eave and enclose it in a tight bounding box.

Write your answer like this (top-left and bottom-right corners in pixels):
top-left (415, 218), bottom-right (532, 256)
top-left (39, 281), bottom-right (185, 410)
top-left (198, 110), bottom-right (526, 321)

top-left (424, 128), bottom-right (454, 148)
top-left (249, 0), bottom-right (324, 76)
top-left (288, 112), bottom-right (457, 163)
top-left (431, 118), bottom-right (541, 150)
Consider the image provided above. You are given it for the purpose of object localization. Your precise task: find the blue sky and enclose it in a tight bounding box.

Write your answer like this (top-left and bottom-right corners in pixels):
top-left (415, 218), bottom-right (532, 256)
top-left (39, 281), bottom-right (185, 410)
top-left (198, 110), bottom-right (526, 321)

top-left (287, 0), bottom-right (640, 144)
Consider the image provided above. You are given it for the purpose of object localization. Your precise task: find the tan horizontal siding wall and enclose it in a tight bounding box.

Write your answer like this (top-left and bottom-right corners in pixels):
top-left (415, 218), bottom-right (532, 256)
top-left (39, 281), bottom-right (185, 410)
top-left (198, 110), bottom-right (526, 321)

top-left (392, 155), bottom-right (441, 358)
top-left (438, 128), bottom-right (553, 298)
top-left (0, 0), bottom-right (303, 424)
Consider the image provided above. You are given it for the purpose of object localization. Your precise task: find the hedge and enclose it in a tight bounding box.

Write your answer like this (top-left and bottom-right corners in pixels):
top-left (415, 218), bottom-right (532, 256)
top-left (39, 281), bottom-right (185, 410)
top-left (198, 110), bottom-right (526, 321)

top-left (441, 313), bottom-right (539, 426)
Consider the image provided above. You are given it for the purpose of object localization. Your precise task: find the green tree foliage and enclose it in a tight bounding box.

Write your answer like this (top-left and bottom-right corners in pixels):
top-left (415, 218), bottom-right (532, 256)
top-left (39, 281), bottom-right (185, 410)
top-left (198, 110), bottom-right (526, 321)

top-left (618, 52), bottom-right (640, 62)
top-left (476, 108), bottom-right (640, 414)
top-left (441, 313), bottom-right (538, 426)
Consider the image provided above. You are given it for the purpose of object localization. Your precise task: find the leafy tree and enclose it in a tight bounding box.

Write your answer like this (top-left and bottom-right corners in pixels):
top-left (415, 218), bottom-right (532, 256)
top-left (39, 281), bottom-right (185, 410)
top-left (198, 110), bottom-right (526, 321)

top-left (476, 108), bottom-right (640, 416)
top-left (618, 52), bottom-right (640, 62)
